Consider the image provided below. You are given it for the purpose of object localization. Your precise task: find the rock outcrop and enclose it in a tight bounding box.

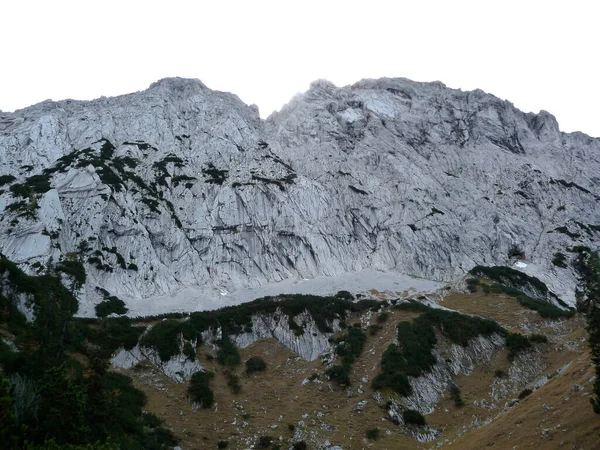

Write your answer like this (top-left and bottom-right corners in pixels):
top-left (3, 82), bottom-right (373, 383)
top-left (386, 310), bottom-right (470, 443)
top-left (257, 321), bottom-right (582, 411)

top-left (1, 77), bottom-right (599, 315)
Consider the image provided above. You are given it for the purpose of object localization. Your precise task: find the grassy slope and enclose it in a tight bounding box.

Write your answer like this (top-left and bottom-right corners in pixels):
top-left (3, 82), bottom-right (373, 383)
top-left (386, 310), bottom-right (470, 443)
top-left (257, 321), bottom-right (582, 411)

top-left (118, 287), bottom-right (597, 449)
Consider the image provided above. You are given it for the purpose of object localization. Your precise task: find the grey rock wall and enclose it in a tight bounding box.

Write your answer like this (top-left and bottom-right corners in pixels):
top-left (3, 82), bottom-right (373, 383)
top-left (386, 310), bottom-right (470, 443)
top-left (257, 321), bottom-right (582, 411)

top-left (1, 77), bottom-right (598, 315)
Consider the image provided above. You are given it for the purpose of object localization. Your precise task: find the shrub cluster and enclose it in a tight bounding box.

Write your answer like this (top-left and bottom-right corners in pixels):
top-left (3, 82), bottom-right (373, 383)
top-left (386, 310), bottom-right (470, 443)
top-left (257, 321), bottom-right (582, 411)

top-left (403, 409), bottom-right (426, 426)
top-left (325, 325), bottom-right (366, 386)
top-left (188, 371), bottom-right (214, 408)
top-left (245, 356), bottom-right (267, 373)
top-left (373, 301), bottom-right (505, 396)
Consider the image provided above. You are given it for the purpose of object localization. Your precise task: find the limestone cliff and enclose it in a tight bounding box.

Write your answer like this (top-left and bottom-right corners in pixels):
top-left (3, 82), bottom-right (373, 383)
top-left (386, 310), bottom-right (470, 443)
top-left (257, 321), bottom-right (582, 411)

top-left (0, 77), bottom-right (598, 315)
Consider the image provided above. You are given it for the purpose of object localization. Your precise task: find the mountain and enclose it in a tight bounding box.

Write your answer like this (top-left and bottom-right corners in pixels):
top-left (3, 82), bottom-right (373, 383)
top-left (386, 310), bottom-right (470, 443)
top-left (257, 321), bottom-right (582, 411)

top-left (0, 77), bottom-right (599, 317)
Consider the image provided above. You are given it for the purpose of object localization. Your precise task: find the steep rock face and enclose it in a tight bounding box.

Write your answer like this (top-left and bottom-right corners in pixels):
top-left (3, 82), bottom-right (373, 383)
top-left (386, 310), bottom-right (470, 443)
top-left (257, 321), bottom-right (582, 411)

top-left (111, 343), bottom-right (204, 383)
top-left (399, 333), bottom-right (505, 413)
top-left (0, 77), bottom-right (599, 315)
top-left (232, 311), bottom-right (338, 360)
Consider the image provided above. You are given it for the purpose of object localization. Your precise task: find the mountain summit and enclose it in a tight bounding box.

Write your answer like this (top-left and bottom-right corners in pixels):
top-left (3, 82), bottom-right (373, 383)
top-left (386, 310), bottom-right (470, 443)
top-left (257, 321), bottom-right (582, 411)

top-left (0, 77), bottom-right (598, 316)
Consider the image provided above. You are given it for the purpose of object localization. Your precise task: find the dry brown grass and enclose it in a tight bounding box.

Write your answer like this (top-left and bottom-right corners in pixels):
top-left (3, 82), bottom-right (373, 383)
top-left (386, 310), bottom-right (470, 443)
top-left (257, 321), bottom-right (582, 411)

top-left (122, 289), bottom-right (599, 449)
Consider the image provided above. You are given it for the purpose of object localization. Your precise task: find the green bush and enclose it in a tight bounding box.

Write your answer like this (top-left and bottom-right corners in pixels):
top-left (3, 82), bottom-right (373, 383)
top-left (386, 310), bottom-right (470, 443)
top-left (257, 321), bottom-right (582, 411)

top-left (365, 428), bottom-right (380, 440)
top-left (376, 312), bottom-right (389, 323)
top-left (183, 341), bottom-right (196, 361)
top-left (336, 326), bottom-right (366, 367)
top-left (245, 356), bottom-right (267, 373)
top-left (403, 409), bottom-right (426, 426)
top-left (450, 384), bottom-right (464, 407)
top-left (292, 442), bottom-right (307, 450)
top-left (217, 441), bottom-right (229, 449)
top-left (257, 436), bottom-right (273, 448)
top-left (552, 252), bottom-right (567, 268)
top-left (325, 365), bottom-right (350, 386)
top-left (140, 319), bottom-right (197, 362)
top-left (335, 290), bottom-right (354, 301)
top-left (505, 333), bottom-right (532, 360)
top-left (95, 297), bottom-right (127, 318)
top-left (373, 301), bottom-right (505, 396)
top-left (494, 369), bottom-right (507, 378)
top-left (0, 174), bottom-right (16, 186)
top-left (216, 336), bottom-right (240, 366)
top-left (528, 333), bottom-right (548, 343)
top-left (518, 388), bottom-right (533, 399)
top-left (224, 370), bottom-right (241, 394)
top-left (188, 371), bottom-right (214, 408)
top-left (466, 278), bottom-right (480, 293)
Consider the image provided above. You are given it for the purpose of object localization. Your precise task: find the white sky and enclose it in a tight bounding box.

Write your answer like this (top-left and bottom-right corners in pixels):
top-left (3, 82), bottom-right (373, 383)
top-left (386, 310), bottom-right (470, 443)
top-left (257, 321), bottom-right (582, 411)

top-left (1, 0), bottom-right (598, 137)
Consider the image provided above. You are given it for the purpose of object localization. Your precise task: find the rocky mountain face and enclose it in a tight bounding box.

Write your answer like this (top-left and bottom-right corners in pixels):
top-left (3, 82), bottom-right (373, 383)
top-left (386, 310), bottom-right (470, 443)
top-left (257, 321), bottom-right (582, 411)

top-left (0, 77), bottom-right (598, 316)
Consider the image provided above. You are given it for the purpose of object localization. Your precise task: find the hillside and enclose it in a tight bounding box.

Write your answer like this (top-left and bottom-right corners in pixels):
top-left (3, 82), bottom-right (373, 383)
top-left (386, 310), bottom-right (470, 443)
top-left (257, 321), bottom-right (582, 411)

top-left (117, 283), bottom-right (596, 449)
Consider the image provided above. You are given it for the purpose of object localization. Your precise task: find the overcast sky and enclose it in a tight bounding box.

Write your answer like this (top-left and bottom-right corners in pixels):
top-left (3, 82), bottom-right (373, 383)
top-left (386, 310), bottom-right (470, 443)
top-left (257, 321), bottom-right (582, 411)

top-left (1, 1), bottom-right (598, 137)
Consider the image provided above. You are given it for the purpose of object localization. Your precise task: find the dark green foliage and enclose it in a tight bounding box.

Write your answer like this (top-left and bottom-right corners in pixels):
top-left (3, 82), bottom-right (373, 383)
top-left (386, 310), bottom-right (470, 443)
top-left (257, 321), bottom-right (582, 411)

top-left (365, 428), bottom-right (380, 440)
top-left (99, 139), bottom-right (115, 160)
top-left (127, 263), bottom-right (138, 271)
top-left (505, 333), bottom-right (532, 360)
top-left (287, 423), bottom-right (295, 431)
top-left (0, 255), bottom-right (176, 449)
top-left (1, 375), bottom-right (25, 450)
top-left (552, 226), bottom-right (580, 239)
top-left (257, 435), bottom-right (273, 448)
top-left (188, 371), bottom-right (214, 408)
top-left (466, 278), bottom-right (480, 293)
top-left (0, 174), bottom-right (16, 186)
top-left (494, 284), bottom-right (574, 319)
top-left (373, 301), bottom-right (505, 396)
top-left (371, 344), bottom-right (412, 396)
top-left (202, 163), bottom-right (228, 185)
top-left (589, 301), bottom-right (600, 414)
top-left (182, 341), bottom-right (196, 361)
top-left (325, 364), bottom-right (350, 386)
top-left (251, 172), bottom-right (297, 191)
top-left (528, 333), bottom-right (548, 343)
top-left (57, 260), bottom-right (87, 289)
top-left (10, 183), bottom-right (32, 198)
top-left (245, 356), bottom-right (267, 373)
top-left (403, 409), bottom-right (426, 426)
top-left (112, 156), bottom-right (138, 171)
top-left (508, 245), bottom-right (525, 259)
top-left (573, 249), bottom-right (600, 413)
top-left (326, 326), bottom-right (366, 386)
top-left (518, 388), bottom-right (533, 400)
top-left (141, 198), bottom-right (161, 213)
top-left (95, 297), bottom-right (128, 318)
top-left (335, 290), bottom-right (354, 301)
top-left (224, 370), bottom-right (241, 394)
top-left (216, 335), bottom-right (241, 366)
top-left (336, 326), bottom-right (366, 367)
top-left (550, 178), bottom-right (596, 197)
top-left (292, 442), bottom-right (307, 450)
top-left (494, 369), bottom-right (507, 378)
top-left (172, 175), bottom-right (196, 187)
top-left (376, 312), bottom-right (389, 323)
top-left (396, 318), bottom-right (437, 377)
top-left (217, 441), bottom-right (229, 449)
top-left (552, 252), bottom-right (568, 268)
top-left (140, 319), bottom-right (197, 362)
top-left (368, 324), bottom-right (382, 335)
top-left (471, 265), bottom-right (572, 318)
top-left (450, 384), bottom-right (464, 407)
top-left (187, 294), bottom-right (357, 336)
top-left (470, 265), bottom-right (549, 295)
